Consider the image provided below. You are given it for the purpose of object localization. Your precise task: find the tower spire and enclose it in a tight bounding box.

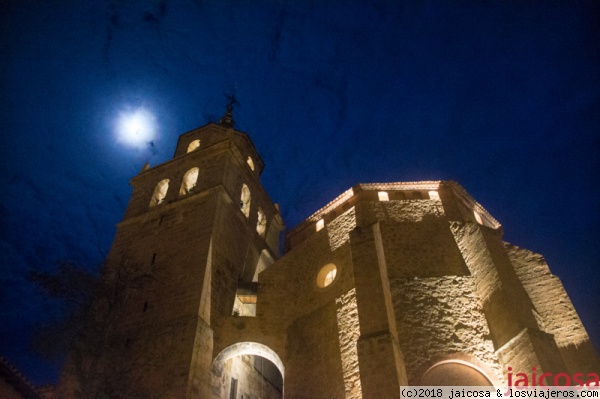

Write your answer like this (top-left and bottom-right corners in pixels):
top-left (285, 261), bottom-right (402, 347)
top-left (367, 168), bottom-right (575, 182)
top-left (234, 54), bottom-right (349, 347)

top-left (219, 94), bottom-right (238, 128)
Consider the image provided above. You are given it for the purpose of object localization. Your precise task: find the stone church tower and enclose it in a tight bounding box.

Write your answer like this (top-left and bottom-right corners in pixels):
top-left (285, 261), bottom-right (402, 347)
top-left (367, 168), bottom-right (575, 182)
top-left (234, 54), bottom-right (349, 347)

top-left (59, 109), bottom-right (598, 398)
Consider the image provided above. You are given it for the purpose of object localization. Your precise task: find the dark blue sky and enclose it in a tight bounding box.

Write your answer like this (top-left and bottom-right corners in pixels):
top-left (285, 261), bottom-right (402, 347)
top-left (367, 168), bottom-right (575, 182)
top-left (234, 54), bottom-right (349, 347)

top-left (1, 0), bottom-right (598, 385)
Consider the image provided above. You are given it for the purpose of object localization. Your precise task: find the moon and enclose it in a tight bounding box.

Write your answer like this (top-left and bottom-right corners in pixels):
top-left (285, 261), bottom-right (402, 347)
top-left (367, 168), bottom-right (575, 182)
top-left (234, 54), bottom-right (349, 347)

top-left (116, 108), bottom-right (157, 148)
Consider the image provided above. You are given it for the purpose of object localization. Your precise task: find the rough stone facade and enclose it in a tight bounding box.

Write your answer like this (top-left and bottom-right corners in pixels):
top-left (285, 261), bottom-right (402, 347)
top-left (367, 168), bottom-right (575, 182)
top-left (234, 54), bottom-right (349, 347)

top-left (58, 118), bottom-right (599, 398)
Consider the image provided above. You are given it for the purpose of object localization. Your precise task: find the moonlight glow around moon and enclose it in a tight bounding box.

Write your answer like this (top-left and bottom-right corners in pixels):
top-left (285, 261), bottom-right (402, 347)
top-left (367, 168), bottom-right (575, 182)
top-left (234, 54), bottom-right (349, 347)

top-left (116, 108), bottom-right (157, 148)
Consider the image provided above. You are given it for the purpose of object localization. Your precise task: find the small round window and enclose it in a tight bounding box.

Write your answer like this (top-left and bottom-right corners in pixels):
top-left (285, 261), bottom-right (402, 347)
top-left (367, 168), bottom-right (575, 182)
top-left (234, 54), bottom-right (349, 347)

top-left (316, 263), bottom-right (338, 288)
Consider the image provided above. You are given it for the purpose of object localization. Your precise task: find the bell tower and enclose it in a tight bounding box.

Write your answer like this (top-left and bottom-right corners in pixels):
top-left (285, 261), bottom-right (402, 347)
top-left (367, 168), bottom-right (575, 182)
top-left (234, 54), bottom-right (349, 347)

top-left (63, 105), bottom-right (284, 398)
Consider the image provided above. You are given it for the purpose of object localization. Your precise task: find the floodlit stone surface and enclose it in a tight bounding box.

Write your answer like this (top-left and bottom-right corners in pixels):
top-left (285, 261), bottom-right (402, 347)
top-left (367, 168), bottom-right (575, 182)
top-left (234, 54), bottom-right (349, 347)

top-left (505, 243), bottom-right (600, 374)
top-left (392, 276), bottom-right (503, 384)
top-left (336, 288), bottom-right (362, 399)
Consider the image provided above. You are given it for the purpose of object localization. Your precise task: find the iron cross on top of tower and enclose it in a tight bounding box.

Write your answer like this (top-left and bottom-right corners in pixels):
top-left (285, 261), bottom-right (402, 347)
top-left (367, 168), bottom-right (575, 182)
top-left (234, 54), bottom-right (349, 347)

top-left (219, 94), bottom-right (238, 128)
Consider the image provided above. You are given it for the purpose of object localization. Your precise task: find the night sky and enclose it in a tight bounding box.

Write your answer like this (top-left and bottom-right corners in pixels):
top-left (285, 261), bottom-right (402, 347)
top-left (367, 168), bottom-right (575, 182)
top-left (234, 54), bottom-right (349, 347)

top-left (1, 1), bottom-right (599, 385)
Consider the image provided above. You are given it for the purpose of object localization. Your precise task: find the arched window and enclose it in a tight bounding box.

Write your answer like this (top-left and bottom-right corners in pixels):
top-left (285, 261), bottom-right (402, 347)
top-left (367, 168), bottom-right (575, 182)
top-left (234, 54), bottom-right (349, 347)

top-left (256, 208), bottom-right (267, 237)
top-left (247, 156), bottom-right (255, 171)
top-left (179, 167), bottom-right (199, 195)
top-left (240, 184), bottom-right (251, 218)
top-left (149, 179), bottom-right (170, 207)
top-left (316, 263), bottom-right (338, 288)
top-left (187, 139), bottom-right (201, 153)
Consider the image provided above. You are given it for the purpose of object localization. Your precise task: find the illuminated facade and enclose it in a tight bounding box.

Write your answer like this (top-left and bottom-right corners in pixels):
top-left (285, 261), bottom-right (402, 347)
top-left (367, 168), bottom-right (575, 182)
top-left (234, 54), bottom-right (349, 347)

top-left (59, 112), bottom-right (599, 398)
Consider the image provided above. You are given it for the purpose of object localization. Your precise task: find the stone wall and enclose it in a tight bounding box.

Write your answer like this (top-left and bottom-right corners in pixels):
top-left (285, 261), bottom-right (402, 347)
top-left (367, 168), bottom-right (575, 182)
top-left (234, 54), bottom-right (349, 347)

top-left (505, 243), bottom-right (600, 374)
top-left (449, 222), bottom-right (502, 304)
top-left (327, 206), bottom-right (356, 251)
top-left (258, 227), bottom-right (355, 329)
top-left (390, 276), bottom-right (502, 384)
top-left (85, 190), bottom-right (220, 398)
top-left (505, 244), bottom-right (589, 347)
top-left (380, 221), bottom-right (470, 278)
top-left (359, 198), bottom-right (445, 225)
top-left (354, 198), bottom-right (443, 230)
top-left (335, 288), bottom-right (362, 399)
top-left (284, 302), bottom-right (346, 398)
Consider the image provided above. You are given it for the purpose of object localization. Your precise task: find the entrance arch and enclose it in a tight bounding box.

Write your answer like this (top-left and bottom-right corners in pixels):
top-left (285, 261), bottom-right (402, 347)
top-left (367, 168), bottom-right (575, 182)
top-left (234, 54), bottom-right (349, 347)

top-left (212, 342), bottom-right (284, 398)
top-left (416, 354), bottom-right (500, 386)
top-left (421, 360), bottom-right (494, 386)
top-left (213, 342), bottom-right (284, 378)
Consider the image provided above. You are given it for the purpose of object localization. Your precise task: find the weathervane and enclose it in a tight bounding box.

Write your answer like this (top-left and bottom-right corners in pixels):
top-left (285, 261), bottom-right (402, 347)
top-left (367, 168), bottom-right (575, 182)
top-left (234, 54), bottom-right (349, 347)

top-left (219, 93), bottom-right (238, 128)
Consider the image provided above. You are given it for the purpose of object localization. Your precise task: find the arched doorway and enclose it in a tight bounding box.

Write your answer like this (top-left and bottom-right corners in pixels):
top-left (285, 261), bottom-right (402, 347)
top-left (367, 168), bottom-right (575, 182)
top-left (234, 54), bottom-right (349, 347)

top-left (419, 358), bottom-right (496, 386)
top-left (212, 342), bottom-right (284, 398)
